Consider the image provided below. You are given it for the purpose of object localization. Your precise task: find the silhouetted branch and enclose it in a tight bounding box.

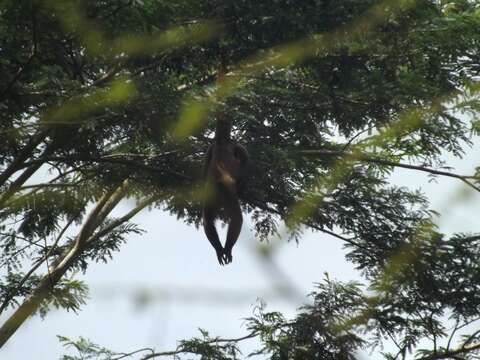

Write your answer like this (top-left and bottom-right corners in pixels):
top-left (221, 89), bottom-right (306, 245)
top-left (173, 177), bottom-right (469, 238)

top-left (140, 332), bottom-right (258, 360)
top-left (21, 154), bottom-right (192, 182)
top-left (418, 341), bottom-right (480, 360)
top-left (0, 130), bottom-right (49, 189)
top-left (297, 149), bottom-right (480, 193)
top-left (112, 347), bottom-right (155, 360)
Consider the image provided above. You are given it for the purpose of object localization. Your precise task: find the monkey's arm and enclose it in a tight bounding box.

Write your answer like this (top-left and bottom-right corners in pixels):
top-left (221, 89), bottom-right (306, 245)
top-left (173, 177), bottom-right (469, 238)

top-left (234, 144), bottom-right (249, 194)
top-left (234, 144), bottom-right (249, 164)
top-left (203, 145), bottom-right (213, 179)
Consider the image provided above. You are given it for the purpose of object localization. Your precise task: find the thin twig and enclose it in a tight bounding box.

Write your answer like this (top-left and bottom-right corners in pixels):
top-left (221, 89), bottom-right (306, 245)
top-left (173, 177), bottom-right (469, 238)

top-left (446, 317), bottom-right (460, 351)
top-left (112, 347), bottom-right (155, 360)
top-left (18, 183), bottom-right (79, 190)
top-left (341, 125), bottom-right (375, 152)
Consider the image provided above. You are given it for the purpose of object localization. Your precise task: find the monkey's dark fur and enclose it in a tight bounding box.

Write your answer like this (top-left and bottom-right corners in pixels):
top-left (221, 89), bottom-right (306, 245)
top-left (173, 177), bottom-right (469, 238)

top-left (203, 115), bottom-right (248, 265)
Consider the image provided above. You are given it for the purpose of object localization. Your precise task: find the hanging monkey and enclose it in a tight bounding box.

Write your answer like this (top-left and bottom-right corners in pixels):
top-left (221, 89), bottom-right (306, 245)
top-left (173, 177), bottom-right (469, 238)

top-left (202, 68), bottom-right (248, 266)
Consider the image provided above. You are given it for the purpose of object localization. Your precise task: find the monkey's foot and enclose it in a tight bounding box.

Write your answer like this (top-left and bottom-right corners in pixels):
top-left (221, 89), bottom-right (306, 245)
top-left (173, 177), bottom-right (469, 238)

top-left (223, 250), bottom-right (233, 264)
top-left (216, 249), bottom-right (225, 266)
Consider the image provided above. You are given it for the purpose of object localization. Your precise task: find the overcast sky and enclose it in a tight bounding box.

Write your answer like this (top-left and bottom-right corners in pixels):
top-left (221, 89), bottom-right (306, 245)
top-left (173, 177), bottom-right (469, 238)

top-left (1, 141), bottom-right (479, 360)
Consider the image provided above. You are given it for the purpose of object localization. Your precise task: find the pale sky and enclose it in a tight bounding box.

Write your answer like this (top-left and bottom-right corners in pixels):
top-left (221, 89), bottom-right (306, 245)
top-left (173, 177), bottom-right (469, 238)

top-left (1, 141), bottom-right (479, 360)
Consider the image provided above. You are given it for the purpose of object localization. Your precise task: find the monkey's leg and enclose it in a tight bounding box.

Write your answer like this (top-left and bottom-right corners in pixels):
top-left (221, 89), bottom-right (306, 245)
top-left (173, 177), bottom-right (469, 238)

top-left (203, 202), bottom-right (225, 265)
top-left (222, 185), bottom-right (243, 264)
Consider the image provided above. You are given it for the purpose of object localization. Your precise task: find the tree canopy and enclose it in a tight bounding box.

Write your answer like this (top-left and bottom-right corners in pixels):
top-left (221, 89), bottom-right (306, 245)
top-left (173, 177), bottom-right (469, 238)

top-left (1, 0), bottom-right (480, 359)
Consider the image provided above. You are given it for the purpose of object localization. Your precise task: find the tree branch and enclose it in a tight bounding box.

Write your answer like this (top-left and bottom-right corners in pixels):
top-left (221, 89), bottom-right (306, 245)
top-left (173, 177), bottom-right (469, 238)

top-left (0, 130), bottom-right (49, 189)
top-left (296, 149), bottom-right (480, 193)
top-left (140, 332), bottom-right (259, 360)
top-left (419, 341), bottom-right (480, 360)
top-left (20, 154), bottom-right (192, 182)
top-left (0, 181), bottom-right (128, 348)
top-left (17, 183), bottom-right (79, 190)
top-left (0, 138), bottom-right (64, 209)
top-left (86, 195), bottom-right (160, 245)
top-left (0, 59), bottom-right (126, 195)
top-left (246, 197), bottom-right (365, 250)
top-left (447, 316), bottom-right (480, 351)
top-left (112, 347), bottom-right (155, 360)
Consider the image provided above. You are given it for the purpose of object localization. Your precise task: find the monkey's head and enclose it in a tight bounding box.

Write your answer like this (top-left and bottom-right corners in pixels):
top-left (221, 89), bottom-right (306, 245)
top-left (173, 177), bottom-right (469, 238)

top-left (215, 117), bottom-right (232, 143)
